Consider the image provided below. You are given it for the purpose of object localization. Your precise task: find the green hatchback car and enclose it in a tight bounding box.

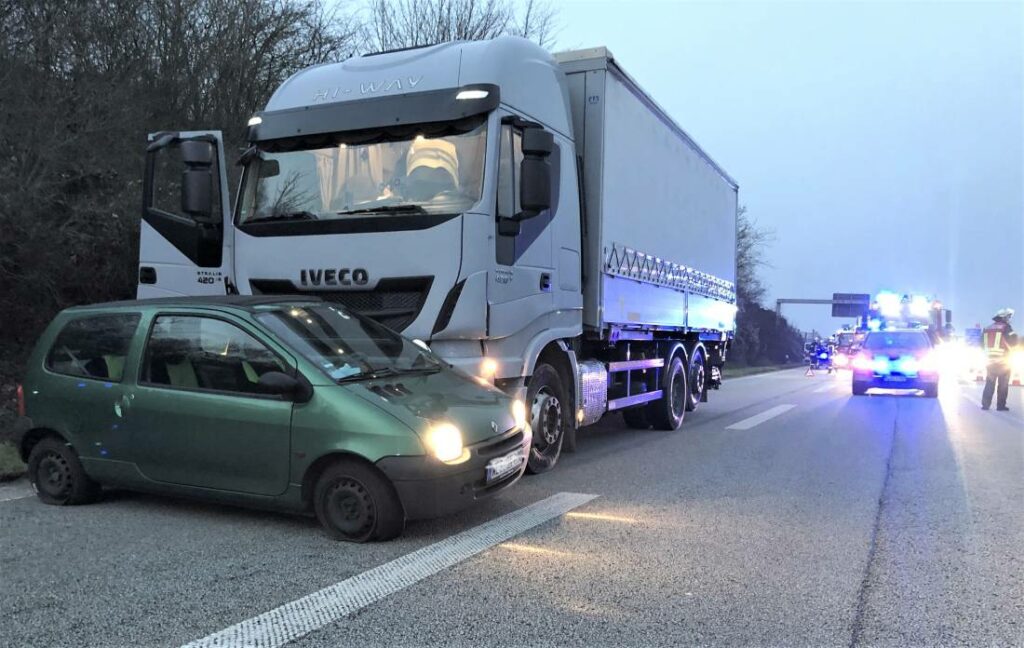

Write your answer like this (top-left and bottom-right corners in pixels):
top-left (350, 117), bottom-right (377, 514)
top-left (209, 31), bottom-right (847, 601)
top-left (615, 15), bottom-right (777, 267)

top-left (13, 296), bottom-right (531, 541)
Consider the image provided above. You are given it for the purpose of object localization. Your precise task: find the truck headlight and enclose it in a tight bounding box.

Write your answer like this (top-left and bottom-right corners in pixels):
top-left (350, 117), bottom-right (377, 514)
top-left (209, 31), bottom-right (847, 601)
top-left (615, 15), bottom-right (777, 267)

top-left (424, 422), bottom-right (467, 464)
top-left (512, 399), bottom-right (528, 430)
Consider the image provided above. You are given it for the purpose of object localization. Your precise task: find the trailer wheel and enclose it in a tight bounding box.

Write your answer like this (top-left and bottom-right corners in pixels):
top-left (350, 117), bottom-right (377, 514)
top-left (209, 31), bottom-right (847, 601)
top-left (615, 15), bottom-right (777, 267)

top-left (649, 355), bottom-right (687, 430)
top-left (686, 349), bottom-right (706, 412)
top-left (525, 363), bottom-right (568, 474)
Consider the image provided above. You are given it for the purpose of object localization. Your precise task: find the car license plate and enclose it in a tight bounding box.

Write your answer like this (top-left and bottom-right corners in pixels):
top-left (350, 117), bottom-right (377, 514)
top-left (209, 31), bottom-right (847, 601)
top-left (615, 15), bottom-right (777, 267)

top-left (884, 375), bottom-right (907, 383)
top-left (485, 449), bottom-right (524, 483)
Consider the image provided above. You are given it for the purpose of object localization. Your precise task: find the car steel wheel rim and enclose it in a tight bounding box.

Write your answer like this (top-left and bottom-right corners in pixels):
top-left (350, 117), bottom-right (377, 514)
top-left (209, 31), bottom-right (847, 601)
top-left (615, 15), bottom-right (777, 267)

top-left (326, 478), bottom-right (374, 539)
top-left (532, 388), bottom-right (563, 448)
top-left (671, 369), bottom-right (686, 418)
top-left (37, 452), bottom-right (71, 498)
top-left (693, 363), bottom-right (705, 398)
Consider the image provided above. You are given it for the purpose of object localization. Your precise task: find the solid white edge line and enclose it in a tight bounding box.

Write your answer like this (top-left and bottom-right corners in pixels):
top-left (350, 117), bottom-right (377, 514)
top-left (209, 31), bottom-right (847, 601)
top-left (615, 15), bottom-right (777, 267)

top-left (725, 404), bottom-right (797, 430)
top-left (181, 492), bottom-right (598, 648)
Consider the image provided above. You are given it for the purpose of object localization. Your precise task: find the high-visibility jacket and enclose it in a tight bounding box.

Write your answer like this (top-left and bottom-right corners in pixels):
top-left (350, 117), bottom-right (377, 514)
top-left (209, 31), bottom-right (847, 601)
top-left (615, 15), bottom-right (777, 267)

top-left (983, 322), bottom-right (1013, 358)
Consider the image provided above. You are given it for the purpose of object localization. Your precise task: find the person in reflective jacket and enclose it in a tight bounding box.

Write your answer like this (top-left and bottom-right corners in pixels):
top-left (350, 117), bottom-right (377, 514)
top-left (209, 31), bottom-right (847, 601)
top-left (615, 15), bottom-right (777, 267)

top-left (981, 308), bottom-right (1017, 411)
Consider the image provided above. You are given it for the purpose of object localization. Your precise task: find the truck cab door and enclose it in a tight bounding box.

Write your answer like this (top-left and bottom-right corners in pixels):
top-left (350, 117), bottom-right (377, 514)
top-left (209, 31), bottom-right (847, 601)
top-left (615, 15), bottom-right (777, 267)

top-left (139, 131), bottom-right (233, 298)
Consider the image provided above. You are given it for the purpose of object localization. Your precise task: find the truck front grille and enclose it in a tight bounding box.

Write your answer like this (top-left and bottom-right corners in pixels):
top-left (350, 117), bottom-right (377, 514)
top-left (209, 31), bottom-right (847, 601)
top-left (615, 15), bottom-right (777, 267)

top-left (249, 277), bottom-right (433, 332)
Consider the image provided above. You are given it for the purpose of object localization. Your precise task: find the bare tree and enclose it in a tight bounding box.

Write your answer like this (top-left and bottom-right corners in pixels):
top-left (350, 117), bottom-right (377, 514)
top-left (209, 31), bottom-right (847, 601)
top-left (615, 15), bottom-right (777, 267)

top-left (362, 0), bottom-right (558, 52)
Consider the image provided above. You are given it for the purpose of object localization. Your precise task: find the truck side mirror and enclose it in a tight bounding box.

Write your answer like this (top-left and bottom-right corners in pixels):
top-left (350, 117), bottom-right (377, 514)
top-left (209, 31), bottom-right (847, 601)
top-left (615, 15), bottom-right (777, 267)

top-left (181, 140), bottom-right (215, 219)
top-left (518, 128), bottom-right (554, 217)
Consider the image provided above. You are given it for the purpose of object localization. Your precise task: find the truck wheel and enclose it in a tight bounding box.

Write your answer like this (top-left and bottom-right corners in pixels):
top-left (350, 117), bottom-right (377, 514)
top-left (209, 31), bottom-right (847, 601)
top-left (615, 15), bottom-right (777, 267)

top-left (526, 363), bottom-right (568, 474)
top-left (649, 355), bottom-right (687, 430)
top-left (686, 349), bottom-right (706, 412)
top-left (622, 406), bottom-right (651, 429)
top-left (314, 460), bottom-right (404, 542)
top-left (27, 437), bottom-right (100, 506)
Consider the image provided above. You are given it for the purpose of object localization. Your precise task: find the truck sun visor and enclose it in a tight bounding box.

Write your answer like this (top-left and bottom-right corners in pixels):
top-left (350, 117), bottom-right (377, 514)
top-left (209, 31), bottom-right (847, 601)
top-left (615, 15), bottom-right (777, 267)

top-left (247, 84), bottom-right (500, 143)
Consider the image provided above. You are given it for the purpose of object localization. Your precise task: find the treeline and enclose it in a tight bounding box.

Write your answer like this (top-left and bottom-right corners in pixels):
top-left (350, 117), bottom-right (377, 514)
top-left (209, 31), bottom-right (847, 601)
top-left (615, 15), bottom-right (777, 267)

top-left (0, 0), bottom-right (554, 356)
top-left (731, 207), bottom-right (804, 366)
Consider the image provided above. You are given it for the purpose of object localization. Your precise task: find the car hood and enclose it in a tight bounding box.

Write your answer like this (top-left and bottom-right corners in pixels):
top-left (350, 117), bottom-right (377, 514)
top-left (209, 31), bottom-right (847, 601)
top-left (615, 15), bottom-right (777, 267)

top-left (344, 368), bottom-right (517, 446)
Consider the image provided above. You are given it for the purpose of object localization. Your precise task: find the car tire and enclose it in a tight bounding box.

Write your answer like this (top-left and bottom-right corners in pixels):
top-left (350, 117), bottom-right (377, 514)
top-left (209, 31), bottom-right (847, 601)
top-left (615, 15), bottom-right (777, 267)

top-left (622, 406), bottom-right (652, 429)
top-left (685, 348), bottom-right (706, 412)
top-left (649, 355), bottom-right (687, 431)
top-left (525, 363), bottom-right (569, 474)
top-left (27, 437), bottom-right (100, 506)
top-left (852, 381), bottom-right (868, 396)
top-left (313, 460), bottom-right (404, 542)
top-left (923, 385), bottom-right (939, 398)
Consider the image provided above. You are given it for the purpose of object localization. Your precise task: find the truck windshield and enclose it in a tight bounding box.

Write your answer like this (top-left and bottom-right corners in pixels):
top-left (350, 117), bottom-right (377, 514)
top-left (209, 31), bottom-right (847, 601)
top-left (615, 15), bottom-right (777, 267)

top-left (254, 303), bottom-right (443, 383)
top-left (238, 121), bottom-right (487, 224)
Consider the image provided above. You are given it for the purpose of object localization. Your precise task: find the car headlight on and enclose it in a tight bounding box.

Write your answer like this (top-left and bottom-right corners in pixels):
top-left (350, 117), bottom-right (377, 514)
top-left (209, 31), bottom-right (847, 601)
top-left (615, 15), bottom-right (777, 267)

top-left (424, 422), bottom-right (467, 464)
top-left (512, 399), bottom-right (528, 430)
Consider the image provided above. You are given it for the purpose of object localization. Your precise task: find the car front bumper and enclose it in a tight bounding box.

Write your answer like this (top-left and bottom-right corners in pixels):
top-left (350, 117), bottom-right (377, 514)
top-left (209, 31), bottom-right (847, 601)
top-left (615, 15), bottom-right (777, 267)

top-left (376, 426), bottom-right (531, 521)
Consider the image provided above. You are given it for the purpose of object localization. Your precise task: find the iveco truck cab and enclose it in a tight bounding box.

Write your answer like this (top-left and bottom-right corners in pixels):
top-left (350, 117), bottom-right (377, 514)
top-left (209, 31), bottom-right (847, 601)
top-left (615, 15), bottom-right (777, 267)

top-left (139, 37), bottom-right (740, 473)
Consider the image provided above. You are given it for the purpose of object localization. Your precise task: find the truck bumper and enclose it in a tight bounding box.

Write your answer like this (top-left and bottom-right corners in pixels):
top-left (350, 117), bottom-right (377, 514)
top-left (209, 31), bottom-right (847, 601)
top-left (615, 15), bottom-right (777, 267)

top-left (376, 426), bottom-right (531, 521)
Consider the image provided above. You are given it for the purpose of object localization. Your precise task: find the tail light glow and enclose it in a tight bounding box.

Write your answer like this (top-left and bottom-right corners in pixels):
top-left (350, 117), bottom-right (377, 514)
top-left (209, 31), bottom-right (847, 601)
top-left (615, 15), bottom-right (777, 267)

top-left (851, 354), bottom-right (873, 371)
top-left (16, 384), bottom-right (26, 417)
top-left (834, 353), bottom-right (849, 368)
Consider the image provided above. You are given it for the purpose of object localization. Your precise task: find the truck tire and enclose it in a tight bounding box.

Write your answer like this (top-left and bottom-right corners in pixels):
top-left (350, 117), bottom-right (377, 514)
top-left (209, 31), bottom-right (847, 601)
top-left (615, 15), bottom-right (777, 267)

top-left (622, 406), bottom-right (651, 430)
top-left (526, 363), bottom-right (568, 474)
top-left (314, 459), bottom-right (404, 542)
top-left (686, 348), bottom-right (706, 412)
top-left (648, 355), bottom-right (688, 430)
top-left (27, 437), bottom-right (101, 506)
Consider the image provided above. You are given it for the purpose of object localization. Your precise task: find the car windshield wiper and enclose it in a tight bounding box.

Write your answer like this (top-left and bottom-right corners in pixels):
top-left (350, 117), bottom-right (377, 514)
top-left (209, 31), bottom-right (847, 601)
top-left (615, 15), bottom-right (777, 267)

top-left (252, 210), bottom-right (319, 222)
top-left (336, 204), bottom-right (427, 217)
top-left (335, 365), bottom-right (440, 384)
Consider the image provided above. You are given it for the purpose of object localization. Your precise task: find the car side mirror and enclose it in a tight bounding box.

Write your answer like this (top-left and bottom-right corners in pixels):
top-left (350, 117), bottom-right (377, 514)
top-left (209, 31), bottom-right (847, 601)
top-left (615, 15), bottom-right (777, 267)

top-left (181, 140), bottom-right (215, 219)
top-left (258, 371), bottom-right (313, 403)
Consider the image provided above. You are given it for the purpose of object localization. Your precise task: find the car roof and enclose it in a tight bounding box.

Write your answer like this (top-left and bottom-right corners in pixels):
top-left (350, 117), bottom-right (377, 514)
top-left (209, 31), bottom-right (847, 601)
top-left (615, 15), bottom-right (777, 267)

top-left (64, 295), bottom-right (324, 314)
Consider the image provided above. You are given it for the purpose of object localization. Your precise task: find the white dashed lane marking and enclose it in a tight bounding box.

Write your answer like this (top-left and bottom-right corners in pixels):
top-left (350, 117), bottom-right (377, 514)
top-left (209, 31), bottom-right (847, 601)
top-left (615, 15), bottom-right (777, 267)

top-left (726, 404), bottom-right (797, 430)
top-left (0, 479), bottom-right (33, 503)
top-left (814, 383), bottom-right (840, 393)
top-left (181, 491), bottom-right (598, 648)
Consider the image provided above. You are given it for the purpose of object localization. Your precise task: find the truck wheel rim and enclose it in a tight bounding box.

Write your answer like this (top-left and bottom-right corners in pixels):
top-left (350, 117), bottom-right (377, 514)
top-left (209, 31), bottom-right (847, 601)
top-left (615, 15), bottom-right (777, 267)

top-left (532, 389), bottom-right (563, 447)
top-left (37, 452), bottom-right (71, 498)
top-left (671, 369), bottom-right (686, 418)
top-left (692, 363), bottom-right (705, 398)
top-left (325, 478), bottom-right (374, 539)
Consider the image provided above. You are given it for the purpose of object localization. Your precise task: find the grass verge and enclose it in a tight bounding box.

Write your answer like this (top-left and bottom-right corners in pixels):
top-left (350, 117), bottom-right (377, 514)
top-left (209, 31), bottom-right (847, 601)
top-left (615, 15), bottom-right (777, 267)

top-left (0, 441), bottom-right (26, 482)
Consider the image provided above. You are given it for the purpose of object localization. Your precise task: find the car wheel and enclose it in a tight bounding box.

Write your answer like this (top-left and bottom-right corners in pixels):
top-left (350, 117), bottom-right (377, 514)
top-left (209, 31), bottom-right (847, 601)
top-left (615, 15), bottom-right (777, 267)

top-left (314, 460), bottom-right (404, 542)
top-left (526, 363), bottom-right (569, 474)
top-left (27, 437), bottom-right (100, 506)
top-left (852, 381), bottom-right (868, 396)
top-left (622, 406), bottom-right (651, 429)
top-left (649, 355), bottom-right (687, 430)
top-left (685, 348), bottom-right (706, 412)
top-left (922, 385), bottom-right (939, 398)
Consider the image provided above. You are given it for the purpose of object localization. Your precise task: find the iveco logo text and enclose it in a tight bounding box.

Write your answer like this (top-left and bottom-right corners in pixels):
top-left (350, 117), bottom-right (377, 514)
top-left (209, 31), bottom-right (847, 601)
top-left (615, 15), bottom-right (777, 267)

top-left (313, 76), bottom-right (423, 103)
top-left (300, 268), bottom-right (369, 287)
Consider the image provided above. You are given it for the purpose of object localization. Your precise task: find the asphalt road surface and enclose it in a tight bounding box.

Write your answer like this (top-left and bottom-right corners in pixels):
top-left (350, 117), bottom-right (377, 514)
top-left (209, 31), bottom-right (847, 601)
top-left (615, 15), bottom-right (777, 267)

top-left (2, 369), bottom-right (1022, 647)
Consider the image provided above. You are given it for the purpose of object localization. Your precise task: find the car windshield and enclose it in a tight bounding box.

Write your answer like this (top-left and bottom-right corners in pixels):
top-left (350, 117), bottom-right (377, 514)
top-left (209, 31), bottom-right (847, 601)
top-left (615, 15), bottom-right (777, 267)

top-left (237, 120), bottom-right (487, 224)
top-left (254, 304), bottom-right (443, 382)
top-left (864, 331), bottom-right (931, 351)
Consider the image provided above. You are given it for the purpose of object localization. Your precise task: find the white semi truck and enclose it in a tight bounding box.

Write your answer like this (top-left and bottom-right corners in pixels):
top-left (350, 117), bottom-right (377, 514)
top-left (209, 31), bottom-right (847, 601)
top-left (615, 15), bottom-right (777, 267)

top-left (139, 37), bottom-right (739, 473)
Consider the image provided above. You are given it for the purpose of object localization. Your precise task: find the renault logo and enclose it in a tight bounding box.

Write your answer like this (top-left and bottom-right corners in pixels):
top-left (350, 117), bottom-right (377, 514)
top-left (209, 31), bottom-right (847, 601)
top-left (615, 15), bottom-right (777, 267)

top-left (490, 421), bottom-right (498, 433)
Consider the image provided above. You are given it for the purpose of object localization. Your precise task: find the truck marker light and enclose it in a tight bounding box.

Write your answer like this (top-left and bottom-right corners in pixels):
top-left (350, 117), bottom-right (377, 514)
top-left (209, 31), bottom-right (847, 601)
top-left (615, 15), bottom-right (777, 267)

top-left (247, 115), bottom-right (262, 127)
top-left (16, 384), bottom-right (25, 417)
top-left (456, 89), bottom-right (489, 100)
top-left (480, 357), bottom-right (498, 378)
top-left (576, 408), bottom-right (585, 424)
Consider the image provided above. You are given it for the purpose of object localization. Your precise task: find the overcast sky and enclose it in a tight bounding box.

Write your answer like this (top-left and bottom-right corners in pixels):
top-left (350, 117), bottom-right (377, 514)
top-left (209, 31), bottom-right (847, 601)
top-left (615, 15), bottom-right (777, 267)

top-left (550, 0), bottom-right (1024, 335)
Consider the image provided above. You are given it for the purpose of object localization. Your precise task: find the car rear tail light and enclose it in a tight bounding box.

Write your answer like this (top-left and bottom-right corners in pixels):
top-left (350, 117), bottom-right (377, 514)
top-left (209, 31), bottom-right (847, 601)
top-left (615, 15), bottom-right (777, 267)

top-left (16, 384), bottom-right (25, 417)
top-left (851, 354), bottom-right (873, 371)
top-left (918, 351), bottom-right (938, 373)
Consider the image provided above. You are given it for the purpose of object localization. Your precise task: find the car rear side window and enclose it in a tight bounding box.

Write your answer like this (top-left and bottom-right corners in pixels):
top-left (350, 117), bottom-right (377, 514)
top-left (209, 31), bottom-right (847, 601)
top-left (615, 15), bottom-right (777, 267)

top-left (46, 313), bottom-right (141, 382)
top-left (142, 315), bottom-right (286, 395)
